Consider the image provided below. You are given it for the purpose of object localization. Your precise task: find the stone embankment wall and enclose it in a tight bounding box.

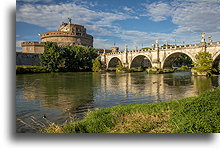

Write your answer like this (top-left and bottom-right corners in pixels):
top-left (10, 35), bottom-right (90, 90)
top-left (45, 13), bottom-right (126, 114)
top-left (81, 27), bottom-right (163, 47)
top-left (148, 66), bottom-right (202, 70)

top-left (16, 52), bottom-right (40, 66)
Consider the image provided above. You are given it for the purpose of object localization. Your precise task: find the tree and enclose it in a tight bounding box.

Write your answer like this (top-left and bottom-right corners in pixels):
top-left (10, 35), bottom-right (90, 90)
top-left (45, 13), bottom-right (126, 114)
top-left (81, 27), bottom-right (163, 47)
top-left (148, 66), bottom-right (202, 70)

top-left (116, 61), bottom-right (127, 72)
top-left (193, 51), bottom-right (213, 75)
top-left (40, 42), bottom-right (98, 72)
top-left (62, 45), bottom-right (77, 71)
top-left (92, 58), bottom-right (101, 72)
top-left (173, 55), bottom-right (192, 67)
top-left (40, 42), bottom-right (64, 72)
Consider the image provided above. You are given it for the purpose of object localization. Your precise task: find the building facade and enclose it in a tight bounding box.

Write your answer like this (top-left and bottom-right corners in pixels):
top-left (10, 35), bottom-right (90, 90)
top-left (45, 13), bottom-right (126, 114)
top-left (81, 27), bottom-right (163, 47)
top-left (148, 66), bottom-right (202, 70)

top-left (21, 19), bottom-right (93, 53)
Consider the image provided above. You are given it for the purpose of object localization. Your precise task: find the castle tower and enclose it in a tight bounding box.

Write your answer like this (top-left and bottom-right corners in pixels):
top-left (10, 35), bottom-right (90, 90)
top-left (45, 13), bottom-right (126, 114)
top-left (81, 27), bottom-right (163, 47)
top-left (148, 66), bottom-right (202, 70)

top-left (21, 19), bottom-right (93, 53)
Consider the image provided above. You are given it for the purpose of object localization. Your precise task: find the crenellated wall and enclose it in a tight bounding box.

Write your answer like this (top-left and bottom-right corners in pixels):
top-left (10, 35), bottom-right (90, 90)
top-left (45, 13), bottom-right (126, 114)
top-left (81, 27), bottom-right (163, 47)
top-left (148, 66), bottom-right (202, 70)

top-left (21, 42), bottom-right (45, 53)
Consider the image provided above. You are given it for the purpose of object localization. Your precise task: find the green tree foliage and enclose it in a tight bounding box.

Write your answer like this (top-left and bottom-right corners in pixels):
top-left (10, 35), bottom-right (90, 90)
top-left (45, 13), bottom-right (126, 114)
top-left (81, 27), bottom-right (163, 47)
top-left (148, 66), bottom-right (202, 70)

top-left (40, 42), bottom-right (64, 72)
top-left (92, 58), bottom-right (101, 72)
top-left (173, 55), bottom-right (192, 67)
top-left (137, 66), bottom-right (144, 72)
top-left (40, 42), bottom-right (98, 72)
top-left (161, 44), bottom-right (175, 48)
top-left (193, 51), bottom-right (213, 75)
top-left (116, 61), bottom-right (127, 72)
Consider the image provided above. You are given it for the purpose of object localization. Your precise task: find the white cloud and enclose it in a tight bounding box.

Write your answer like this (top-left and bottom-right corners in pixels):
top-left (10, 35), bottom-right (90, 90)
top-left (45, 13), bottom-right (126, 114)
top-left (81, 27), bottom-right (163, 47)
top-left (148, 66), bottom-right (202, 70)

top-left (16, 40), bottom-right (24, 48)
top-left (118, 30), bottom-right (176, 48)
top-left (16, 0), bottom-right (219, 49)
top-left (172, 0), bottom-right (219, 34)
top-left (16, 2), bottom-right (140, 49)
top-left (16, 3), bottom-right (136, 30)
top-left (17, 0), bottom-right (53, 3)
top-left (123, 6), bottom-right (134, 13)
top-left (143, 0), bottom-right (219, 35)
top-left (93, 38), bottom-right (115, 49)
top-left (142, 2), bottom-right (172, 22)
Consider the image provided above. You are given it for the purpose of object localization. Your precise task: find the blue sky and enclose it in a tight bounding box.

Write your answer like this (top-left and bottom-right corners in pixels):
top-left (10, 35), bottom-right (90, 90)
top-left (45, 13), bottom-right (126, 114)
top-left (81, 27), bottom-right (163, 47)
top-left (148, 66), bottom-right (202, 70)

top-left (16, 0), bottom-right (220, 51)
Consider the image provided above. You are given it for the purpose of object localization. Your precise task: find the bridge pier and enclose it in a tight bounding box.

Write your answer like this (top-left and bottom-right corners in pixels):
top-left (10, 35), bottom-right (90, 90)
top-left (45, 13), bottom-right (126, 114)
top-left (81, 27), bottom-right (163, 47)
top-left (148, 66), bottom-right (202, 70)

top-left (152, 62), bottom-right (161, 69)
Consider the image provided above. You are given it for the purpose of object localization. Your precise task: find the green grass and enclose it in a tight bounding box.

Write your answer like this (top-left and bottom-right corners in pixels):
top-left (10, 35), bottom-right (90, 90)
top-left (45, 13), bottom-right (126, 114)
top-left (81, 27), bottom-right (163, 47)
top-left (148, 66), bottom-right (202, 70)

top-left (41, 87), bottom-right (220, 133)
top-left (16, 65), bottom-right (48, 74)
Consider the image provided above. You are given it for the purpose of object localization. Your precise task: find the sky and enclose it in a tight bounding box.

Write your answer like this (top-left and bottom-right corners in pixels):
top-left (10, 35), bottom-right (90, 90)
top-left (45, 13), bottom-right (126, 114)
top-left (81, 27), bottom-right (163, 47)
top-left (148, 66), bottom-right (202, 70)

top-left (16, 0), bottom-right (220, 51)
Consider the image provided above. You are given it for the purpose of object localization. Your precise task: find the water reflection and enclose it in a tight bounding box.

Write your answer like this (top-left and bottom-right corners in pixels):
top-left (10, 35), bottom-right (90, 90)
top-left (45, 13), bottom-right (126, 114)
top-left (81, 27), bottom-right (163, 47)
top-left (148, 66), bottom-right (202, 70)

top-left (18, 73), bottom-right (95, 113)
top-left (16, 72), bottom-right (219, 133)
top-left (97, 72), bottom-right (215, 106)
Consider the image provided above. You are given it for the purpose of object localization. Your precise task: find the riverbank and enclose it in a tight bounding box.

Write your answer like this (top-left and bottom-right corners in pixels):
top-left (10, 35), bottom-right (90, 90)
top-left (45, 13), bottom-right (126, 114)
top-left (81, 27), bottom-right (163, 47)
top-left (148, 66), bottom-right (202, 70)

top-left (16, 65), bottom-right (48, 74)
top-left (16, 65), bottom-right (93, 74)
top-left (41, 87), bottom-right (220, 133)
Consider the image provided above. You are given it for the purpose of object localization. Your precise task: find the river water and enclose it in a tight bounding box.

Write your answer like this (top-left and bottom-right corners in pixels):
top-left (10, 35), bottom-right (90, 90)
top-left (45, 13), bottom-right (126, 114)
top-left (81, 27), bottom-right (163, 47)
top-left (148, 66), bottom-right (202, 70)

top-left (16, 72), bottom-right (219, 133)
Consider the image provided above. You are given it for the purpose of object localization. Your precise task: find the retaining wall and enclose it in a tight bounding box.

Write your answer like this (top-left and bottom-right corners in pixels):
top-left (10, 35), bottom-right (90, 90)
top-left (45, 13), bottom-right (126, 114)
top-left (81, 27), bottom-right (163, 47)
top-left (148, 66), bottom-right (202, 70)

top-left (16, 52), bottom-right (40, 66)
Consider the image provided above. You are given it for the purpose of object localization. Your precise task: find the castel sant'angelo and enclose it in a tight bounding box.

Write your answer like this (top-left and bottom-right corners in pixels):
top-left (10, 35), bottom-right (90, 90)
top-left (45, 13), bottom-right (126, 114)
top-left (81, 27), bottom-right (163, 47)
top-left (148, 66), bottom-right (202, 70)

top-left (21, 18), bottom-right (93, 53)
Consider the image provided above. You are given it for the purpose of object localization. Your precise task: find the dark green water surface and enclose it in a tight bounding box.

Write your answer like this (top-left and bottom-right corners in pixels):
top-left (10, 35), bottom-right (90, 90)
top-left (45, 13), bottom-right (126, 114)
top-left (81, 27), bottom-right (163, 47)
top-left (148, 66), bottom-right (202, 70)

top-left (16, 72), bottom-right (219, 133)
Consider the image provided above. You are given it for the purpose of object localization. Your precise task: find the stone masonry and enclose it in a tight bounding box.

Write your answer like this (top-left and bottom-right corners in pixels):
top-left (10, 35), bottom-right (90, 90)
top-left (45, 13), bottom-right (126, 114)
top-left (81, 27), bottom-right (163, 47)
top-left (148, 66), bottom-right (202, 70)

top-left (101, 33), bottom-right (220, 70)
top-left (21, 19), bottom-right (93, 53)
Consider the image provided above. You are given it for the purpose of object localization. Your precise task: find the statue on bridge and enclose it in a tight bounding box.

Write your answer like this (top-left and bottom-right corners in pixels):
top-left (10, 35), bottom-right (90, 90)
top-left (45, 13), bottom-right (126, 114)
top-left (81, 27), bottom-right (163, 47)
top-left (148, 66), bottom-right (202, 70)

top-left (208, 36), bottom-right (212, 45)
top-left (68, 17), bottom-right (72, 24)
top-left (201, 32), bottom-right (206, 43)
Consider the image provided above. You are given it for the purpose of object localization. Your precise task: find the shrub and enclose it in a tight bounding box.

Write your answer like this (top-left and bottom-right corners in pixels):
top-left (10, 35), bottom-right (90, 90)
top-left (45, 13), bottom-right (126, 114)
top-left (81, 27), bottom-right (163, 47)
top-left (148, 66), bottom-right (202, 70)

top-left (192, 51), bottom-right (213, 75)
top-left (92, 58), bottom-right (101, 72)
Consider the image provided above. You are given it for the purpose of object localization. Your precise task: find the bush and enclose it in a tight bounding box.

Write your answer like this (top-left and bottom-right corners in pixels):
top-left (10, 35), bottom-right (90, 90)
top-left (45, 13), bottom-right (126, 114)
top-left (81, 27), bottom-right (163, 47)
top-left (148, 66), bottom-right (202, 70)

top-left (192, 51), bottom-right (213, 75)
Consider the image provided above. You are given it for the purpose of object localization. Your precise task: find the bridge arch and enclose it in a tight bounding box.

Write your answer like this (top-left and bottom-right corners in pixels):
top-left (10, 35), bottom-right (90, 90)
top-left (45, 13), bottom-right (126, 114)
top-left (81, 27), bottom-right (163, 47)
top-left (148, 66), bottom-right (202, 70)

top-left (129, 54), bottom-right (152, 69)
top-left (212, 53), bottom-right (219, 73)
top-left (162, 52), bottom-right (194, 69)
top-left (107, 57), bottom-right (122, 69)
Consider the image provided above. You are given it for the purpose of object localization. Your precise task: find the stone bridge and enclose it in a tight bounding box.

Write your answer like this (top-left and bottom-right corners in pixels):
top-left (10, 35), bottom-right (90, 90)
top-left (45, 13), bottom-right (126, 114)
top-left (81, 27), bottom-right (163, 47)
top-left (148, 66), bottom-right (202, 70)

top-left (101, 34), bottom-right (220, 70)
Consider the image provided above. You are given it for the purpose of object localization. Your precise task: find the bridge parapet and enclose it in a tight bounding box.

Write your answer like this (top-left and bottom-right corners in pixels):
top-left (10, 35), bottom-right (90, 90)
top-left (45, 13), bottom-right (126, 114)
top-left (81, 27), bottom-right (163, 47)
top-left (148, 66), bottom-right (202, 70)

top-left (104, 41), bottom-right (220, 56)
top-left (207, 41), bottom-right (220, 46)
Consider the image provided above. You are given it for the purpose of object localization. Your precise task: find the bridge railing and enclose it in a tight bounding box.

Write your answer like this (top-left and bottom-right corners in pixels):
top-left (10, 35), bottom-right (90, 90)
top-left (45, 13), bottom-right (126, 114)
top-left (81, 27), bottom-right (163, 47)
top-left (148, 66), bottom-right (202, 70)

top-left (103, 41), bottom-right (220, 55)
top-left (210, 41), bottom-right (220, 46)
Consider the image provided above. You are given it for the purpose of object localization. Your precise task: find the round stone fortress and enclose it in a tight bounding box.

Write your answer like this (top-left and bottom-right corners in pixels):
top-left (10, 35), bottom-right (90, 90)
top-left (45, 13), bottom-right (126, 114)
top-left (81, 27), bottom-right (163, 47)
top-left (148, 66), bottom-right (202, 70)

top-left (21, 19), bottom-right (93, 53)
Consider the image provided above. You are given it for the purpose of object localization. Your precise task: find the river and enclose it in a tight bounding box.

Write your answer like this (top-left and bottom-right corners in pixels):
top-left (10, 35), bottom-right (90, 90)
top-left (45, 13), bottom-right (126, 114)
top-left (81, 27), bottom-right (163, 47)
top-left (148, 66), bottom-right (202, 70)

top-left (16, 72), bottom-right (219, 133)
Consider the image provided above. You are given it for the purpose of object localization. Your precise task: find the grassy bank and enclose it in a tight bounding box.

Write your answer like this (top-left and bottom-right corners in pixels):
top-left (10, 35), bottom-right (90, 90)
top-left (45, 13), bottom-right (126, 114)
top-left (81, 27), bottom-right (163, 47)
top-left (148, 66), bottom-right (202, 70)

top-left (16, 65), bottom-right (48, 74)
top-left (41, 87), bottom-right (220, 133)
